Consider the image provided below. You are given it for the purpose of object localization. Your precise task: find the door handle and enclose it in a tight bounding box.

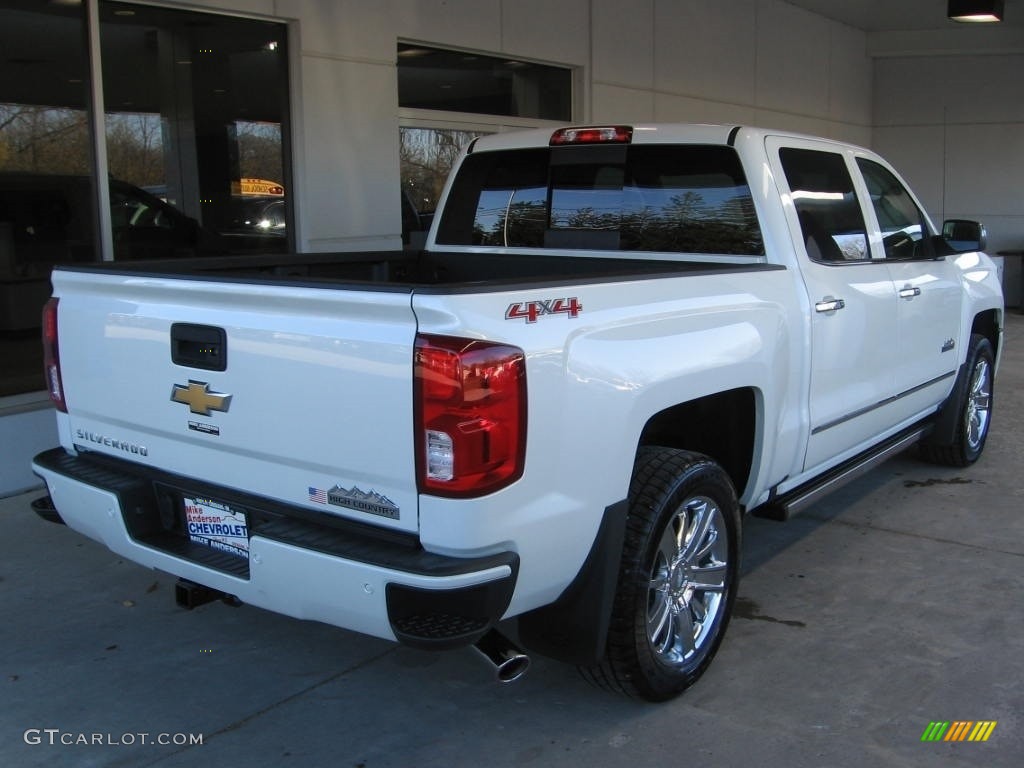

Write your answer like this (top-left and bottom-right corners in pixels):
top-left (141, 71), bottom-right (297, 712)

top-left (815, 297), bottom-right (845, 314)
top-left (899, 286), bottom-right (922, 299)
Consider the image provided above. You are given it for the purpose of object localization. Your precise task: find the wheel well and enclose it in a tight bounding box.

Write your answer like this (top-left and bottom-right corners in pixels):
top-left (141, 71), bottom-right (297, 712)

top-left (971, 310), bottom-right (1001, 357)
top-left (637, 388), bottom-right (756, 498)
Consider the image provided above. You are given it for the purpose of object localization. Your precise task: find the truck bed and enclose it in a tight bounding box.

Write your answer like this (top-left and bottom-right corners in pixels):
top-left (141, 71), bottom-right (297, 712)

top-left (53, 249), bottom-right (777, 292)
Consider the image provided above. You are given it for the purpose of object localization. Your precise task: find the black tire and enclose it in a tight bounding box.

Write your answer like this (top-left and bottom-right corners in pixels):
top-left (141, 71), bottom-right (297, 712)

top-left (581, 447), bottom-right (741, 701)
top-left (920, 334), bottom-right (995, 467)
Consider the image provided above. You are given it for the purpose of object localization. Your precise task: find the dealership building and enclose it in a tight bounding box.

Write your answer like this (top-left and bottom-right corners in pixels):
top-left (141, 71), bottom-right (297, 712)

top-left (1, 0), bottom-right (1023, 496)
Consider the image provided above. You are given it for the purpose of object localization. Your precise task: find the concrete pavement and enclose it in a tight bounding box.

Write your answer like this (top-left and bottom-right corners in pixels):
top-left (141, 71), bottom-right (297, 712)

top-left (2, 314), bottom-right (1022, 768)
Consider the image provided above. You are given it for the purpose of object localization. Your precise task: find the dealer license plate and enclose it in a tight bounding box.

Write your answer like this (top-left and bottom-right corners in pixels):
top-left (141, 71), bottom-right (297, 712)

top-left (183, 496), bottom-right (249, 560)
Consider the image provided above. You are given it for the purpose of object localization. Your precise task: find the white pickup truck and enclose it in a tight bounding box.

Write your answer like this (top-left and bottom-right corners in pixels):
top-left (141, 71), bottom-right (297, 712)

top-left (32, 124), bottom-right (1003, 701)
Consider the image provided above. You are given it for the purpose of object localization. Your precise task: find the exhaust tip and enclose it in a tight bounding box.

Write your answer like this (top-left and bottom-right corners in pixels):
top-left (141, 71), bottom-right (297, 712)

top-left (494, 652), bottom-right (531, 684)
top-left (473, 629), bottom-right (531, 684)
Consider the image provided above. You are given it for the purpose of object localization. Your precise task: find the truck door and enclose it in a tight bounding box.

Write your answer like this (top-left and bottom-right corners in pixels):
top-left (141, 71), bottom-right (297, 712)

top-left (769, 139), bottom-right (899, 472)
top-left (854, 156), bottom-right (962, 416)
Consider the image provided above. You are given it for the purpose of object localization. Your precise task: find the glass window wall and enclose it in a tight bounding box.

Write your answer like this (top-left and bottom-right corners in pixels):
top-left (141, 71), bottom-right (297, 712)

top-left (397, 45), bottom-right (572, 246)
top-left (0, 1), bottom-right (291, 399)
top-left (0, 0), bottom-right (92, 397)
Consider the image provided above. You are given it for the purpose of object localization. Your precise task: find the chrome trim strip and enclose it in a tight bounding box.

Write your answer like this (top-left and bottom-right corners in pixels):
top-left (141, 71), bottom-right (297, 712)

top-left (812, 370), bottom-right (956, 435)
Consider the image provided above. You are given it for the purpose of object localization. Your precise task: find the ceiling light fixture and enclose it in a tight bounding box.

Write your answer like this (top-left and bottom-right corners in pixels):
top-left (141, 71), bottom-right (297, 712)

top-left (948, 0), bottom-right (1004, 22)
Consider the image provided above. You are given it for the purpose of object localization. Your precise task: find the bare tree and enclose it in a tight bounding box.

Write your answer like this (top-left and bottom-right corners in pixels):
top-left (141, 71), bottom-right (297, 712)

top-left (106, 112), bottom-right (163, 187)
top-left (400, 127), bottom-right (479, 213)
top-left (0, 104), bottom-right (91, 174)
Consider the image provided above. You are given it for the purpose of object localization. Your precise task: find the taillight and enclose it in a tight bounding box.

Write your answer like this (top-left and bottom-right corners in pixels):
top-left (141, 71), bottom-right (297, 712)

top-left (414, 334), bottom-right (526, 497)
top-left (42, 297), bottom-right (67, 413)
top-left (550, 126), bottom-right (633, 145)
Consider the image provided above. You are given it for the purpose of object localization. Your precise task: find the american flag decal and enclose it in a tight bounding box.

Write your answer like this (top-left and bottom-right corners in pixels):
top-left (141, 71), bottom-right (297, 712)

top-left (308, 486), bottom-right (327, 504)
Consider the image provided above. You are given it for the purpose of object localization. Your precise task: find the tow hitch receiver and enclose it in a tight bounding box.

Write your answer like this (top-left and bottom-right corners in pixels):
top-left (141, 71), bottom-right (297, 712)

top-left (174, 578), bottom-right (239, 609)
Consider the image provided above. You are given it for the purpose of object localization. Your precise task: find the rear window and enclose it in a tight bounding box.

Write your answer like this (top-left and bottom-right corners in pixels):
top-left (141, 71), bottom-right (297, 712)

top-left (436, 144), bottom-right (763, 255)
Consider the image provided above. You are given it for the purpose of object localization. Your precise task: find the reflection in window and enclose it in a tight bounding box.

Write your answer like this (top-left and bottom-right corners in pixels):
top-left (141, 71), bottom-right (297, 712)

top-left (100, 2), bottom-right (290, 257)
top-left (106, 112), bottom-right (164, 190)
top-left (475, 187), bottom-right (548, 247)
top-left (0, 2), bottom-right (295, 398)
top-left (857, 158), bottom-right (930, 260)
top-left (780, 148), bottom-right (869, 262)
top-left (437, 145), bottom-right (764, 255)
top-left (0, 1), bottom-right (92, 396)
top-left (399, 127), bottom-right (482, 241)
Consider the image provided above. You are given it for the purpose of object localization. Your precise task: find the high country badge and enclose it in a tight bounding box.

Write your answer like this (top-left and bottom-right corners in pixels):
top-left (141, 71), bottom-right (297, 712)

top-left (328, 485), bottom-right (400, 520)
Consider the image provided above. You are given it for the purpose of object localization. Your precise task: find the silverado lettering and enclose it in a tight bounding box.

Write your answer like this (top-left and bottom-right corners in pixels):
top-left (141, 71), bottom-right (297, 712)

top-left (74, 429), bottom-right (149, 457)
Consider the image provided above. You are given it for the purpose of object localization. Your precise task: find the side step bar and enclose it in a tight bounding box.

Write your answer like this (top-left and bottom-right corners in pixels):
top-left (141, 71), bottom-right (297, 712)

top-left (753, 424), bottom-right (929, 521)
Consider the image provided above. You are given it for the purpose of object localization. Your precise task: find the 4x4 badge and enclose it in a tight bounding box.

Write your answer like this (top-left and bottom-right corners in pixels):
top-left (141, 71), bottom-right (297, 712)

top-left (505, 297), bottom-right (582, 323)
top-left (171, 381), bottom-right (232, 416)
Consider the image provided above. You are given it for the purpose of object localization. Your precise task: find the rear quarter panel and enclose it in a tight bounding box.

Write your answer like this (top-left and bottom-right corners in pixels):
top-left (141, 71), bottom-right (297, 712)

top-left (413, 267), bottom-right (803, 616)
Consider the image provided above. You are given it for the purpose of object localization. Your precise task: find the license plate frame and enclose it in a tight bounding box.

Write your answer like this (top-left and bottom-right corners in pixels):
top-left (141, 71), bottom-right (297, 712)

top-left (182, 494), bottom-right (250, 561)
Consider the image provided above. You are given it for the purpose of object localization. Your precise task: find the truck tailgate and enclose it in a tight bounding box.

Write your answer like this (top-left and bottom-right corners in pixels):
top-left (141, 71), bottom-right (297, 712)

top-left (51, 268), bottom-right (420, 534)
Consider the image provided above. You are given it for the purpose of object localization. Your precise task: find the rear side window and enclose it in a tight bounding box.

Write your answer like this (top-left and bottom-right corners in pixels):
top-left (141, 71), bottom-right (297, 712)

top-left (436, 145), bottom-right (764, 255)
top-left (779, 147), bottom-right (869, 263)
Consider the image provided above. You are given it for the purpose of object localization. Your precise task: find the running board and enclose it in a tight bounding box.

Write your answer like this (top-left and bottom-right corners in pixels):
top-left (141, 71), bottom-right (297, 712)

top-left (753, 425), bottom-right (930, 521)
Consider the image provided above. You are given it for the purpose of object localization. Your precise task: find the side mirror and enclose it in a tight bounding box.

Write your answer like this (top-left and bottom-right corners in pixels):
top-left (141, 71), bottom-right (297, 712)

top-left (942, 219), bottom-right (987, 252)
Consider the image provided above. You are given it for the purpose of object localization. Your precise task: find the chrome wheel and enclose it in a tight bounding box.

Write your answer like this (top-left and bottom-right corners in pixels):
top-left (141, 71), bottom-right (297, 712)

top-left (919, 333), bottom-right (995, 468)
top-left (647, 496), bottom-right (729, 666)
top-left (965, 355), bottom-right (992, 453)
top-left (579, 447), bottom-right (739, 701)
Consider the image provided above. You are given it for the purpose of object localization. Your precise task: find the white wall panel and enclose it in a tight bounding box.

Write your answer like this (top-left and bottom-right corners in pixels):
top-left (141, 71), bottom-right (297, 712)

top-left (275, 0), bottom-right (393, 61)
top-left (297, 56), bottom-right (401, 251)
top-left (592, 83), bottom-right (655, 122)
top-left (944, 124), bottom-right (1024, 219)
top-left (653, 0), bottom-right (757, 107)
top-left (751, 108), bottom-right (831, 138)
top-left (391, 0), bottom-right (503, 53)
top-left (502, 0), bottom-right (590, 65)
top-left (654, 93), bottom-right (755, 125)
top-left (874, 57), bottom-right (948, 127)
top-left (940, 56), bottom-right (1024, 125)
top-left (592, 0), bottom-right (654, 88)
top-left (872, 126), bottom-right (945, 220)
top-left (874, 45), bottom-right (1024, 304)
top-left (823, 122), bottom-right (872, 148)
top-left (829, 22), bottom-right (871, 126)
top-left (755, 0), bottom-right (830, 117)
top-left (281, 0), bottom-right (878, 250)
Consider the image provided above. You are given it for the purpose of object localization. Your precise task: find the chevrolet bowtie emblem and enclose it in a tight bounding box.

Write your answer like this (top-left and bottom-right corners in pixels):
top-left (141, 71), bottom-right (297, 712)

top-left (171, 381), bottom-right (232, 416)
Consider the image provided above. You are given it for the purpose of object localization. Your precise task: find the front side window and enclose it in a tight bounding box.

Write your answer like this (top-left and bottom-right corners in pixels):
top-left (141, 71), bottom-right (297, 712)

top-left (857, 158), bottom-right (931, 260)
top-left (437, 144), bottom-right (764, 256)
top-left (780, 148), bottom-right (869, 263)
